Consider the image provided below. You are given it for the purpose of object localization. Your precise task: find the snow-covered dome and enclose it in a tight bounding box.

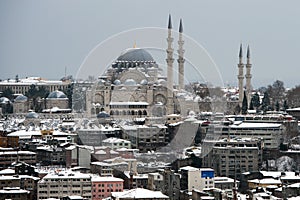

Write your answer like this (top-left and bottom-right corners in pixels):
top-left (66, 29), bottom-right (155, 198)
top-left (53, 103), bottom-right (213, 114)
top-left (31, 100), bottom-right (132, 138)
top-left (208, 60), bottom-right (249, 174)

top-left (140, 79), bottom-right (148, 85)
top-left (47, 91), bottom-right (67, 99)
top-left (25, 111), bottom-right (39, 119)
top-left (15, 95), bottom-right (28, 103)
top-left (113, 79), bottom-right (122, 85)
top-left (124, 79), bottom-right (137, 86)
top-left (0, 97), bottom-right (11, 104)
top-left (116, 48), bottom-right (154, 63)
top-left (97, 79), bottom-right (106, 85)
top-left (97, 111), bottom-right (110, 118)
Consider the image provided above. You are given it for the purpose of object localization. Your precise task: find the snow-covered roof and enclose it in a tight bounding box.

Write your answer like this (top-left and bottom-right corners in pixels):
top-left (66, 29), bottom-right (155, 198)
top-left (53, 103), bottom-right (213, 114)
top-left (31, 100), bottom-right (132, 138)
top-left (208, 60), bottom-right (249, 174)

top-left (0, 187), bottom-right (30, 194)
top-left (248, 178), bottom-right (282, 185)
top-left (230, 122), bottom-right (282, 129)
top-left (111, 188), bottom-right (168, 199)
top-left (0, 168), bottom-right (15, 175)
top-left (7, 130), bottom-right (42, 137)
top-left (91, 175), bottom-right (124, 182)
top-left (109, 102), bottom-right (149, 106)
top-left (41, 171), bottom-right (91, 180)
top-left (102, 137), bottom-right (131, 144)
top-left (180, 166), bottom-right (199, 171)
top-left (0, 151), bottom-right (36, 155)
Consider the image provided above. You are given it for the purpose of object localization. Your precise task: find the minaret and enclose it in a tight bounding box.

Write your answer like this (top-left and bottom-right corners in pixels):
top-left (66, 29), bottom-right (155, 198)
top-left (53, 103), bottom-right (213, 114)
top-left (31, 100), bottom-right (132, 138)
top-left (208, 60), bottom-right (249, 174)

top-left (238, 44), bottom-right (244, 106)
top-left (245, 45), bottom-right (252, 107)
top-left (177, 19), bottom-right (185, 91)
top-left (166, 14), bottom-right (174, 114)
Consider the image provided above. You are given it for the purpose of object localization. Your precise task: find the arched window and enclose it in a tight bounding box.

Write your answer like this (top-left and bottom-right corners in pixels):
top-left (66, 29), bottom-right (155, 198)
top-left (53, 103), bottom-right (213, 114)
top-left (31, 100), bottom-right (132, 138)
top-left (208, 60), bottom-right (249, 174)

top-left (143, 110), bottom-right (147, 116)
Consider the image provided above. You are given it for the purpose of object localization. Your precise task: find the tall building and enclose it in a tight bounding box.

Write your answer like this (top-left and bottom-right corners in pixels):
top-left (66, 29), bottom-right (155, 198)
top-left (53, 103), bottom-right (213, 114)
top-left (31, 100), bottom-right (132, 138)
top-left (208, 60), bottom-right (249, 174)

top-left (203, 138), bottom-right (260, 180)
top-left (179, 166), bottom-right (215, 192)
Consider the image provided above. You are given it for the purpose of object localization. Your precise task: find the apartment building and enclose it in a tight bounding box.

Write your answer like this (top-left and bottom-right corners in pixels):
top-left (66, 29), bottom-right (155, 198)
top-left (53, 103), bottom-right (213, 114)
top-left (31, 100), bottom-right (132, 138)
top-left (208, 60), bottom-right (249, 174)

top-left (203, 138), bottom-right (260, 180)
top-left (37, 171), bottom-right (92, 200)
top-left (91, 175), bottom-right (123, 200)
top-left (179, 166), bottom-right (215, 192)
top-left (0, 148), bottom-right (36, 169)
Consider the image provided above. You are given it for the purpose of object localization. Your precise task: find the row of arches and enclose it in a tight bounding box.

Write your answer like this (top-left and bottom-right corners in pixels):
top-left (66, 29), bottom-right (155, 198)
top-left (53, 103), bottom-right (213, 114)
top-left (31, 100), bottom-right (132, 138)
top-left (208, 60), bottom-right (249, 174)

top-left (110, 110), bottom-right (147, 116)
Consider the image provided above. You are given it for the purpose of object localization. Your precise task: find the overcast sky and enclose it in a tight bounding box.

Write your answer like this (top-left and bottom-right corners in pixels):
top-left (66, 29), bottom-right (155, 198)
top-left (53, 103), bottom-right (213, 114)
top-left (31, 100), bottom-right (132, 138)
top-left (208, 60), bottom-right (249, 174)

top-left (1, 0), bottom-right (300, 88)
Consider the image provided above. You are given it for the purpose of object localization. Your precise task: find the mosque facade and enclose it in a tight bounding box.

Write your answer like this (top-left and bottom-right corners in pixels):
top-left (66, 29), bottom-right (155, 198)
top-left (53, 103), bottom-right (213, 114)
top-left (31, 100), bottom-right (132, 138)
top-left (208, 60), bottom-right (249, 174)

top-left (84, 15), bottom-right (188, 119)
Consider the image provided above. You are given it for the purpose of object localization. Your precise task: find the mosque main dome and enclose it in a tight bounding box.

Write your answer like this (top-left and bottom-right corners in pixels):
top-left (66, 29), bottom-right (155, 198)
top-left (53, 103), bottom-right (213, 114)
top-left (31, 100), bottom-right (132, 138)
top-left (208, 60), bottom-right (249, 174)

top-left (116, 48), bottom-right (155, 63)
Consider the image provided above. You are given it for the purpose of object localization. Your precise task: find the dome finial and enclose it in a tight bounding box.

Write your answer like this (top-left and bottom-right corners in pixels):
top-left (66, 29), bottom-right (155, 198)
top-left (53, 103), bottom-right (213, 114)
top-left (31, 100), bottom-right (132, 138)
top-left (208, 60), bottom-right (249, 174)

top-left (168, 14), bottom-right (172, 29)
top-left (179, 18), bottom-right (183, 33)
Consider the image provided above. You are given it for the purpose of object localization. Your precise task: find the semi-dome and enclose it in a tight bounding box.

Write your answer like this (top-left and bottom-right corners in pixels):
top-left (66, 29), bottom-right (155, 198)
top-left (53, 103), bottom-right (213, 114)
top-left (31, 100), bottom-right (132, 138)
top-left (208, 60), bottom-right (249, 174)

top-left (15, 95), bottom-right (28, 103)
top-left (97, 111), bottom-right (110, 118)
top-left (25, 111), bottom-right (39, 119)
top-left (47, 91), bottom-right (67, 99)
top-left (116, 48), bottom-right (155, 63)
top-left (113, 79), bottom-right (122, 85)
top-left (124, 79), bottom-right (137, 86)
top-left (0, 97), bottom-right (11, 104)
top-left (140, 79), bottom-right (148, 85)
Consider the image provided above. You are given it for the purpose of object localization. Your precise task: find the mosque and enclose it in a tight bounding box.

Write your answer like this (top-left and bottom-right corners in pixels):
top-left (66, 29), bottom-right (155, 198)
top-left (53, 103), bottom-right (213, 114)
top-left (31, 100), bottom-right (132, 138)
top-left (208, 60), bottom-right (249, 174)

top-left (84, 15), bottom-right (190, 119)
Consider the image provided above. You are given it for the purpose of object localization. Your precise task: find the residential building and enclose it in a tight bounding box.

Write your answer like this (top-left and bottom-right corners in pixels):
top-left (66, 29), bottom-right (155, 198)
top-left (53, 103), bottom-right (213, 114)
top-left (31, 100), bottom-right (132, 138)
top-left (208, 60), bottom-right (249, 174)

top-left (228, 122), bottom-right (284, 149)
top-left (120, 124), bottom-right (168, 152)
top-left (214, 176), bottom-right (239, 190)
top-left (0, 187), bottom-right (30, 200)
top-left (179, 166), bottom-right (214, 192)
top-left (102, 137), bottom-right (131, 150)
top-left (37, 171), bottom-right (92, 200)
top-left (0, 77), bottom-right (70, 95)
top-left (77, 125), bottom-right (121, 147)
top-left (65, 145), bottom-right (92, 169)
top-left (91, 175), bottom-right (123, 200)
top-left (0, 148), bottom-right (36, 169)
top-left (203, 138), bottom-right (260, 180)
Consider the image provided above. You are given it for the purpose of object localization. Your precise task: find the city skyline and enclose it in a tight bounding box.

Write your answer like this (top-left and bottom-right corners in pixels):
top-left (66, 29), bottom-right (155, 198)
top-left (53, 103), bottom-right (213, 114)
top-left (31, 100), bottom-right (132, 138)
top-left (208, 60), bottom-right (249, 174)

top-left (1, 0), bottom-right (300, 88)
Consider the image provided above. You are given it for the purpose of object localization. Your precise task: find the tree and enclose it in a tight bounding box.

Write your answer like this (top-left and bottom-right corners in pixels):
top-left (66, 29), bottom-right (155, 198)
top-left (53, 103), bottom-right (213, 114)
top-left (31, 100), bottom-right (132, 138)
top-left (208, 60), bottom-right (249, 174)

top-left (275, 101), bottom-right (280, 111)
top-left (267, 80), bottom-right (285, 105)
top-left (1, 88), bottom-right (14, 100)
top-left (283, 100), bottom-right (289, 111)
top-left (251, 92), bottom-right (260, 110)
top-left (286, 85), bottom-right (300, 108)
top-left (241, 91), bottom-right (248, 114)
top-left (261, 92), bottom-right (270, 112)
top-left (25, 84), bottom-right (49, 112)
top-left (249, 100), bottom-right (254, 110)
top-left (63, 83), bottom-right (74, 109)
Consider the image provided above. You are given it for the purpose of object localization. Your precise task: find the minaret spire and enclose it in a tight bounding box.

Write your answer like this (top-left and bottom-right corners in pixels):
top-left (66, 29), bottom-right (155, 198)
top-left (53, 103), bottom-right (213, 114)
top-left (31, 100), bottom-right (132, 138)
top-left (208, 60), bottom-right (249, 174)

top-left (245, 45), bottom-right (252, 108)
top-left (178, 18), bottom-right (185, 91)
top-left (239, 43), bottom-right (243, 59)
top-left (166, 14), bottom-right (174, 115)
top-left (179, 18), bottom-right (183, 33)
top-left (168, 14), bottom-right (172, 29)
top-left (247, 45), bottom-right (250, 58)
top-left (238, 44), bottom-right (244, 107)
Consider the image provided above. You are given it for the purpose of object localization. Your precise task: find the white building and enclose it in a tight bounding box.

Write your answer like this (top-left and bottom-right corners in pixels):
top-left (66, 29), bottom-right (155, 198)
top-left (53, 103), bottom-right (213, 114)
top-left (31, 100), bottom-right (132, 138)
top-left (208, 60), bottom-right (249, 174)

top-left (229, 122), bottom-right (284, 149)
top-left (37, 171), bottom-right (92, 200)
top-left (179, 166), bottom-right (214, 192)
top-left (0, 77), bottom-right (70, 95)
